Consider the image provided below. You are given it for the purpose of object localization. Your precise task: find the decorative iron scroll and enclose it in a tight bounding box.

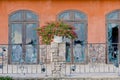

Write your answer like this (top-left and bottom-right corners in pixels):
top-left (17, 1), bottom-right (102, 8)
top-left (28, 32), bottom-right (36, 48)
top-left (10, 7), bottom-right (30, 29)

top-left (88, 44), bottom-right (106, 63)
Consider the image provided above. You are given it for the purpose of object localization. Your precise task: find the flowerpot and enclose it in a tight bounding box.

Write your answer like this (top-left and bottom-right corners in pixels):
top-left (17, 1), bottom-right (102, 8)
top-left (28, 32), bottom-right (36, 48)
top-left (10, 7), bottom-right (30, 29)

top-left (53, 35), bottom-right (63, 43)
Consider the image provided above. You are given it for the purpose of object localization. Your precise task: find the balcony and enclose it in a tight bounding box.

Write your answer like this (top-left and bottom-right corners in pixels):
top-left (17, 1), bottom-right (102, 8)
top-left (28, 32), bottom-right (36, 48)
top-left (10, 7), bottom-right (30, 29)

top-left (0, 43), bottom-right (119, 78)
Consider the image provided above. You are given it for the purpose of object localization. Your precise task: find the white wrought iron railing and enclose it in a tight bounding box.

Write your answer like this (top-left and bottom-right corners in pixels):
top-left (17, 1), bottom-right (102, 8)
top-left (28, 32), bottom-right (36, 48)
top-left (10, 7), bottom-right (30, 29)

top-left (0, 43), bottom-right (119, 78)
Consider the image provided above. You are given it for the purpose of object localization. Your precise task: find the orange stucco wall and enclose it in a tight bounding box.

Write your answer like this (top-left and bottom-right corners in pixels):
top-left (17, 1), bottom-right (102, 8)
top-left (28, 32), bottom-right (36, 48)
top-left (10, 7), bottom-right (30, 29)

top-left (0, 0), bottom-right (120, 44)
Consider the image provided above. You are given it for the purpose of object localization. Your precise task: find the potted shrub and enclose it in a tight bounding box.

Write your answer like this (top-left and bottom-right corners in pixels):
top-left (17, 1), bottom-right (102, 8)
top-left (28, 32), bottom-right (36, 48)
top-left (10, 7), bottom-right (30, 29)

top-left (36, 21), bottom-right (77, 44)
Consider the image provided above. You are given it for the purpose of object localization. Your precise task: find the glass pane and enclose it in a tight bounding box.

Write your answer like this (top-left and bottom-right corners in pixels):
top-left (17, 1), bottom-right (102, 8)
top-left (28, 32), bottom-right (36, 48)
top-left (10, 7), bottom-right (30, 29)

top-left (25, 23), bottom-right (38, 63)
top-left (74, 12), bottom-right (86, 20)
top-left (11, 24), bottom-right (22, 44)
top-left (74, 23), bottom-right (86, 41)
top-left (11, 45), bottom-right (23, 63)
top-left (107, 12), bottom-right (118, 19)
top-left (25, 45), bottom-right (37, 63)
top-left (73, 23), bottom-right (86, 63)
top-left (108, 23), bottom-right (118, 44)
top-left (73, 43), bottom-right (85, 63)
top-left (66, 43), bottom-right (71, 62)
top-left (10, 12), bottom-right (22, 21)
top-left (26, 24), bottom-right (37, 44)
top-left (59, 12), bottom-right (70, 20)
top-left (26, 11), bottom-right (38, 20)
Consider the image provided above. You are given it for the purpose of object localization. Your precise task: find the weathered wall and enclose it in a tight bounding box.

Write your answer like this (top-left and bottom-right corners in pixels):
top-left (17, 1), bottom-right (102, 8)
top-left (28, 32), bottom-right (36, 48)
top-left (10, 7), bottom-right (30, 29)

top-left (0, 0), bottom-right (120, 44)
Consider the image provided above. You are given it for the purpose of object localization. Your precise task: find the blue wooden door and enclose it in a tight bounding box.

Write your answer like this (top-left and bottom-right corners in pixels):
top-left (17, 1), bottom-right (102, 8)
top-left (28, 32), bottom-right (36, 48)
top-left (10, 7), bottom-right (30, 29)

top-left (107, 10), bottom-right (120, 64)
top-left (65, 23), bottom-right (87, 63)
top-left (9, 10), bottom-right (39, 64)
top-left (107, 23), bottom-right (119, 63)
top-left (58, 10), bottom-right (87, 63)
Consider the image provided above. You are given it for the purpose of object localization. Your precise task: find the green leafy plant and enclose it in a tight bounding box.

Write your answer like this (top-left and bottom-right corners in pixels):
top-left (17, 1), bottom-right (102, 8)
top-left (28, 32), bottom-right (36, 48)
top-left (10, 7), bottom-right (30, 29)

top-left (0, 76), bottom-right (12, 80)
top-left (36, 21), bottom-right (77, 44)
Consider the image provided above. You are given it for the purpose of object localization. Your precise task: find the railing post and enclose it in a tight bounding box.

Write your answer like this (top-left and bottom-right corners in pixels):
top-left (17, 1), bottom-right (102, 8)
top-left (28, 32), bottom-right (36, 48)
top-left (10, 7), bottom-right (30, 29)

top-left (118, 50), bottom-right (120, 76)
top-left (51, 42), bottom-right (66, 78)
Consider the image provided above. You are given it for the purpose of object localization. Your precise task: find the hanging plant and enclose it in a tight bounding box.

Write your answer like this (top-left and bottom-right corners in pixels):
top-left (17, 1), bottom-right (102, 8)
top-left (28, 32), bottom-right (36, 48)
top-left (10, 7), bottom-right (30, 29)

top-left (36, 21), bottom-right (77, 44)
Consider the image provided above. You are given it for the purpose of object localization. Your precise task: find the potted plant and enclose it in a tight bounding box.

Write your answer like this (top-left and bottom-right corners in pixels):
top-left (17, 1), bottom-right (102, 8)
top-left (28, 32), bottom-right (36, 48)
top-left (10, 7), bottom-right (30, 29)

top-left (36, 21), bottom-right (77, 44)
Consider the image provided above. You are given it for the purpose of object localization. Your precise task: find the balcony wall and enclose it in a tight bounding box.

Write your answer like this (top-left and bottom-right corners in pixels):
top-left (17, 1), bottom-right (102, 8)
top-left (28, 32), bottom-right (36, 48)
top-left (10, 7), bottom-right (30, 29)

top-left (0, 43), bottom-right (119, 78)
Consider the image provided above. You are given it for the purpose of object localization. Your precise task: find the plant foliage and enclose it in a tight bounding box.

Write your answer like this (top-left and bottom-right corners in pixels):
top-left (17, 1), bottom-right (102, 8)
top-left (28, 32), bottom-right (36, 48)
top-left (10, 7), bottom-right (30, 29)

top-left (0, 76), bottom-right (12, 80)
top-left (36, 21), bottom-right (77, 44)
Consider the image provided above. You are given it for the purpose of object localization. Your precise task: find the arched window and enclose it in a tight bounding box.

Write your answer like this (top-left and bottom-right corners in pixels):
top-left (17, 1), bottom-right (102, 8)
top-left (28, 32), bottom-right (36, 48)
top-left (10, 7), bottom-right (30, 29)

top-left (106, 10), bottom-right (120, 63)
top-left (9, 10), bottom-right (39, 64)
top-left (58, 10), bottom-right (87, 63)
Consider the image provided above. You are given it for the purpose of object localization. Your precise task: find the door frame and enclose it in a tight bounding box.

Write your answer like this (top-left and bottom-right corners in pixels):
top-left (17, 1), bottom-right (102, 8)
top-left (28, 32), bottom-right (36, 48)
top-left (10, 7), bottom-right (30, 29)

top-left (8, 10), bottom-right (39, 64)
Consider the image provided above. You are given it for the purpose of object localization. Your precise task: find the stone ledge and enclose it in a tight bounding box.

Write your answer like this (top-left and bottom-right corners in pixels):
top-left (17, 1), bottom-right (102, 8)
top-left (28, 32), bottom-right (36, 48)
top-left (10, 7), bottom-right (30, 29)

top-left (0, 73), bottom-right (120, 79)
top-left (13, 77), bottom-right (120, 80)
